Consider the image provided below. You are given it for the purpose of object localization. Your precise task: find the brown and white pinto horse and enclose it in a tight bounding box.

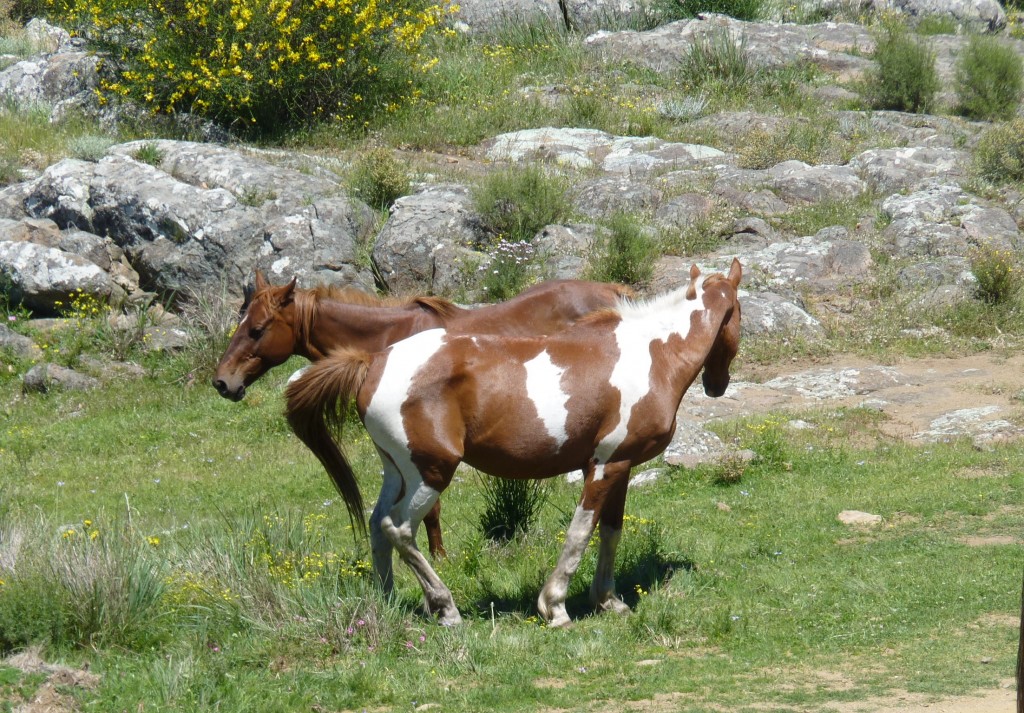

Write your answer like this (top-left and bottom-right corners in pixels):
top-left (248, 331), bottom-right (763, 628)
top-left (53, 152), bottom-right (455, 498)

top-left (212, 270), bottom-right (632, 558)
top-left (286, 259), bottom-right (742, 627)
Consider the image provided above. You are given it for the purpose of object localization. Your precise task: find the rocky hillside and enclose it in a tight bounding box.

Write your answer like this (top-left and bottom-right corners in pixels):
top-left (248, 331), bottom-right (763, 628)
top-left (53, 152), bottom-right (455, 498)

top-left (1, 7), bottom-right (1023, 451)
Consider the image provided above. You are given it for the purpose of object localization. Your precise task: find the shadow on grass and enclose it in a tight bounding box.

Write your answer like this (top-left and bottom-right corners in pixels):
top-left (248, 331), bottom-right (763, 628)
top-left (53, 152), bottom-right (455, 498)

top-left (468, 550), bottom-right (694, 620)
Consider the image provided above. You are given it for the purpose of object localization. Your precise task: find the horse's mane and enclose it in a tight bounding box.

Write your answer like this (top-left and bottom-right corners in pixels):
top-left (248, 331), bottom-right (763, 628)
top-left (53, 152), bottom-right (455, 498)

top-left (305, 284), bottom-right (459, 316)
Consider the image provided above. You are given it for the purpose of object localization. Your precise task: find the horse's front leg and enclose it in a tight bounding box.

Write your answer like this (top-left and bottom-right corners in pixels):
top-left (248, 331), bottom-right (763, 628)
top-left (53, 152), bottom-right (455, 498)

top-left (589, 461), bottom-right (632, 616)
top-left (537, 460), bottom-right (632, 627)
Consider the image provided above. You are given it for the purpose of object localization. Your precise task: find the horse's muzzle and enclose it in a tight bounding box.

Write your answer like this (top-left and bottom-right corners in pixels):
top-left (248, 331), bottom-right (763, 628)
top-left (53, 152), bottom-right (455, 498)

top-left (702, 372), bottom-right (729, 398)
top-left (212, 378), bottom-right (246, 402)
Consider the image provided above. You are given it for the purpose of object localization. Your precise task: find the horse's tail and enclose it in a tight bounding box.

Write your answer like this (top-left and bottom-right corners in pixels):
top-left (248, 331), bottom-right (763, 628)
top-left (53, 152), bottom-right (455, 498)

top-left (285, 348), bottom-right (371, 534)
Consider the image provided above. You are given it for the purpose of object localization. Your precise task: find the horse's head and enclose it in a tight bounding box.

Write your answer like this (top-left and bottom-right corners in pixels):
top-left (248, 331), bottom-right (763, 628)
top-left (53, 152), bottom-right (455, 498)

top-left (213, 270), bottom-right (299, 401)
top-left (701, 258), bottom-right (742, 398)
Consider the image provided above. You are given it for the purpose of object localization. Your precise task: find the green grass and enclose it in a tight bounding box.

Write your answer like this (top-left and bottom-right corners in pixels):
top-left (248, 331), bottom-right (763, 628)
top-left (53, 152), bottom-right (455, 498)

top-left (0, 351), bottom-right (1021, 711)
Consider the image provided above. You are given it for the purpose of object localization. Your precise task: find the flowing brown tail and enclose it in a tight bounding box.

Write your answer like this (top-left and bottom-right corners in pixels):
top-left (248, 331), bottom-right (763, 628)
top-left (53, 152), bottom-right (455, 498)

top-left (285, 348), bottom-right (372, 534)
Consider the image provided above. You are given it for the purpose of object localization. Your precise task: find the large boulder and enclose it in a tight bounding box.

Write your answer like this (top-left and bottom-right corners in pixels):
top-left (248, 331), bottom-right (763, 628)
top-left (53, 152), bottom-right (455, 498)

top-left (372, 184), bottom-right (487, 296)
top-left (17, 141), bottom-right (376, 300)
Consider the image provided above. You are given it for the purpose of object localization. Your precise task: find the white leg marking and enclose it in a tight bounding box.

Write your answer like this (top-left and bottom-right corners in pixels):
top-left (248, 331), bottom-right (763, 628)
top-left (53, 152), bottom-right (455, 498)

top-left (524, 349), bottom-right (570, 449)
top-left (538, 505), bottom-right (595, 627)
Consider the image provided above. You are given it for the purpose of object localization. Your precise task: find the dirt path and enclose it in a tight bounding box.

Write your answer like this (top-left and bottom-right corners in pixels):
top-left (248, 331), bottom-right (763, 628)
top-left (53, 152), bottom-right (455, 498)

top-left (687, 351), bottom-right (1024, 446)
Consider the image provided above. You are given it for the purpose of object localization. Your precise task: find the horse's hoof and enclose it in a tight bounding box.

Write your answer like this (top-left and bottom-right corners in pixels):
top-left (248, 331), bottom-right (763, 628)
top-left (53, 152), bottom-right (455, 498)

top-left (596, 597), bottom-right (631, 616)
top-left (438, 611), bottom-right (463, 627)
top-left (547, 614), bottom-right (573, 629)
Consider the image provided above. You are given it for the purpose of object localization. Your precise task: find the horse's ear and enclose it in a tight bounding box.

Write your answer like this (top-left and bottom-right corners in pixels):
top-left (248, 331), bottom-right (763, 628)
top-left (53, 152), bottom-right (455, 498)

top-left (727, 258), bottom-right (742, 288)
top-left (686, 263), bottom-right (700, 299)
top-left (278, 276), bottom-right (298, 306)
top-left (241, 280), bottom-right (255, 314)
top-left (254, 269), bottom-right (269, 292)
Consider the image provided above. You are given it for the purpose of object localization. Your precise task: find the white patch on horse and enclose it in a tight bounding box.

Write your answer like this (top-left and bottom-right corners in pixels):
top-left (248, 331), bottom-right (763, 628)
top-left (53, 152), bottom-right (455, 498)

top-left (364, 329), bottom-right (447, 487)
top-left (593, 282), bottom-right (708, 476)
top-left (524, 349), bottom-right (569, 449)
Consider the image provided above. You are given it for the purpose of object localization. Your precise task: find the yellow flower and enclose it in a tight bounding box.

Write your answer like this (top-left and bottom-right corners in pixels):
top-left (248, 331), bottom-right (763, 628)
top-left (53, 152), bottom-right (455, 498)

top-left (148, 536), bottom-right (160, 547)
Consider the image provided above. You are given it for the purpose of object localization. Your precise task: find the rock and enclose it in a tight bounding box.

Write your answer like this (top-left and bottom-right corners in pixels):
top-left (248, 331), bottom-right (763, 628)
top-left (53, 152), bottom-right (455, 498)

top-left (662, 420), bottom-right (729, 467)
top-left (654, 193), bottom-right (714, 230)
top-left (740, 291), bottom-right (824, 338)
top-left (20, 141), bottom-right (376, 299)
top-left (868, 0), bottom-right (1006, 32)
top-left (484, 127), bottom-right (725, 174)
top-left (849, 146), bottom-right (967, 194)
top-left (629, 467), bottom-right (665, 488)
top-left (0, 324), bottom-right (41, 359)
top-left (764, 366), bottom-right (914, 400)
top-left (768, 160), bottom-right (867, 205)
top-left (586, 16), bottom-right (875, 80)
top-left (533, 223), bottom-right (598, 280)
top-left (573, 176), bottom-right (663, 219)
top-left (914, 406), bottom-right (1024, 445)
top-left (449, 0), bottom-right (563, 33)
top-left (22, 363), bottom-right (100, 392)
top-left (372, 184), bottom-right (485, 296)
top-left (838, 510), bottom-right (882, 526)
top-left (0, 240), bottom-right (122, 313)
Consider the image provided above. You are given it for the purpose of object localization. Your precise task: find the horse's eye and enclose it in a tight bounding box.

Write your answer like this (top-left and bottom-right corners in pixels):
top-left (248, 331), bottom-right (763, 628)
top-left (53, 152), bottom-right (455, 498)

top-left (249, 327), bottom-right (264, 340)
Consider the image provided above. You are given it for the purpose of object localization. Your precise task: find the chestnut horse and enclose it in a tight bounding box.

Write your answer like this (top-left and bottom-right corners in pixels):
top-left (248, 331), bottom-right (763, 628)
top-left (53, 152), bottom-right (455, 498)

top-left (286, 259), bottom-right (742, 627)
top-left (213, 271), bottom-right (632, 557)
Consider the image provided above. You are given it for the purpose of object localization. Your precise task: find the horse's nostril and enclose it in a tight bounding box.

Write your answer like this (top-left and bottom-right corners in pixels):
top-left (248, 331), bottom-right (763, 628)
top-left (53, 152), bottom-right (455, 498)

top-left (213, 379), bottom-right (228, 395)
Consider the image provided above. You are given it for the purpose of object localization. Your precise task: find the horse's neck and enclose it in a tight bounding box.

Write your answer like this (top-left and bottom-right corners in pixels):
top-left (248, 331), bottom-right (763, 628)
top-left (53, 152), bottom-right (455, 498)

top-left (302, 299), bottom-right (448, 358)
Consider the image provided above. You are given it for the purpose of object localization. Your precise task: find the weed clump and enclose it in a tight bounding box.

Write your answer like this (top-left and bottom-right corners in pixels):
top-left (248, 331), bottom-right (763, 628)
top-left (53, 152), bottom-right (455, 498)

top-left (349, 147), bottom-right (410, 211)
top-left (652, 0), bottom-right (763, 22)
top-left (970, 243), bottom-right (1022, 305)
top-left (473, 165), bottom-right (570, 245)
top-left (973, 119), bottom-right (1024, 184)
top-left (478, 476), bottom-right (548, 543)
top-left (953, 34), bottom-right (1024, 121)
top-left (863, 22), bottom-right (939, 113)
top-left (586, 213), bottom-right (658, 286)
top-left (680, 29), bottom-right (756, 89)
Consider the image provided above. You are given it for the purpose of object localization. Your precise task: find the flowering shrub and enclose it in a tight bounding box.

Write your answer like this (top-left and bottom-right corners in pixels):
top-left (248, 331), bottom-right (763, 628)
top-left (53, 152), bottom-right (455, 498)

top-left (52, 0), bottom-right (453, 135)
top-left (970, 243), bottom-right (1022, 305)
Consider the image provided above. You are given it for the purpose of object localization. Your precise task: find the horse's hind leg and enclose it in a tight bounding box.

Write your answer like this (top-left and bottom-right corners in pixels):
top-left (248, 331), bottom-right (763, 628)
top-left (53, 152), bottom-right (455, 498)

top-left (369, 447), bottom-right (402, 593)
top-left (380, 458), bottom-right (462, 626)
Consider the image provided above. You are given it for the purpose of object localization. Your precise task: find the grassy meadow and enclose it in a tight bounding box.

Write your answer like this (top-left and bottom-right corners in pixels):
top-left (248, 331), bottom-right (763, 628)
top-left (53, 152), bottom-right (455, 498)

top-left (0, 345), bottom-right (1021, 711)
top-left (2, 1), bottom-right (1024, 709)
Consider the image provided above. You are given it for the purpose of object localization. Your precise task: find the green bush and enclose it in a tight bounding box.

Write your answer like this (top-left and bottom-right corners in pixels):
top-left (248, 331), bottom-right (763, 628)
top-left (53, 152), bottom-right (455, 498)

top-left (973, 118), bottom-right (1024, 184)
top-left (472, 165), bottom-right (570, 244)
top-left (954, 35), bottom-right (1024, 121)
top-left (586, 213), bottom-right (658, 286)
top-left (478, 476), bottom-right (547, 542)
top-left (349, 147), bottom-right (410, 211)
top-left (864, 22), bottom-right (939, 113)
top-left (54, 0), bottom-right (451, 137)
